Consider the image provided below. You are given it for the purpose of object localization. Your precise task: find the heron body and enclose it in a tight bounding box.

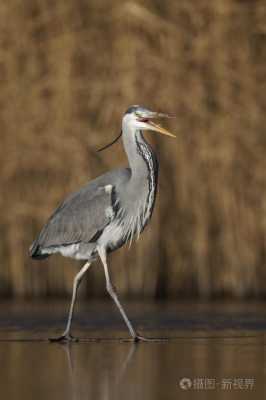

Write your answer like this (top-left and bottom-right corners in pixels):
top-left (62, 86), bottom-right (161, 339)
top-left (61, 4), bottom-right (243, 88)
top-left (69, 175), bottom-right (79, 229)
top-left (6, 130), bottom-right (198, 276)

top-left (30, 105), bottom-right (175, 342)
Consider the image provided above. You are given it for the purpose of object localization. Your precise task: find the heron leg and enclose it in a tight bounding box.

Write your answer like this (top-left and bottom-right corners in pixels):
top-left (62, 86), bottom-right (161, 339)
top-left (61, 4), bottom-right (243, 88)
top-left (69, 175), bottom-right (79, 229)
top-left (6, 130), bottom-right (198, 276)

top-left (98, 246), bottom-right (141, 341)
top-left (49, 261), bottom-right (91, 343)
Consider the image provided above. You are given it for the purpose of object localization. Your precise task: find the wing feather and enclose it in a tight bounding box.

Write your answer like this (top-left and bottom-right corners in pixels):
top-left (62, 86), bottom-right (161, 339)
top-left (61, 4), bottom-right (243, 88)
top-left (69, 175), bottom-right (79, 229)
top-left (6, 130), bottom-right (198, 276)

top-left (30, 168), bottom-right (130, 256)
top-left (36, 186), bottom-right (112, 249)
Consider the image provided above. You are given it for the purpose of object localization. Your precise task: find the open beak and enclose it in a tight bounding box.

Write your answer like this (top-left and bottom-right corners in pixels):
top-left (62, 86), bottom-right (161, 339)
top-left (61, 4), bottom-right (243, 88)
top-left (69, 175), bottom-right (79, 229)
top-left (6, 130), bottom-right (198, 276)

top-left (145, 120), bottom-right (176, 138)
top-left (137, 112), bottom-right (176, 138)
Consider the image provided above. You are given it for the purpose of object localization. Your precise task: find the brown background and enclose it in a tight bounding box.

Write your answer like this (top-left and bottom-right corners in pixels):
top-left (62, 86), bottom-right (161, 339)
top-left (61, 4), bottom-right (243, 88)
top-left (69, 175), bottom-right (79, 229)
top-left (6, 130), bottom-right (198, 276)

top-left (0, 0), bottom-right (265, 298)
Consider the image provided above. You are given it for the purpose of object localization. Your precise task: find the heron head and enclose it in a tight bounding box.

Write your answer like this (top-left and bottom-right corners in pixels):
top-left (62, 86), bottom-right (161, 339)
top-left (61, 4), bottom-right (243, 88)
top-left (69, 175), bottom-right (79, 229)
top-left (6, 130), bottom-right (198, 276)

top-left (123, 105), bottom-right (176, 138)
top-left (97, 105), bottom-right (175, 152)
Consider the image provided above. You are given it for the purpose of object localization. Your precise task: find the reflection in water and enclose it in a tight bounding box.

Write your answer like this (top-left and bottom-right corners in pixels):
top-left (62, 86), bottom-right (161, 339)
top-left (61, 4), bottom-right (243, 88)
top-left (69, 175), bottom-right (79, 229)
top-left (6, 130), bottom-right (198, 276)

top-left (62, 343), bottom-right (138, 400)
top-left (63, 345), bottom-right (76, 399)
top-left (0, 338), bottom-right (264, 400)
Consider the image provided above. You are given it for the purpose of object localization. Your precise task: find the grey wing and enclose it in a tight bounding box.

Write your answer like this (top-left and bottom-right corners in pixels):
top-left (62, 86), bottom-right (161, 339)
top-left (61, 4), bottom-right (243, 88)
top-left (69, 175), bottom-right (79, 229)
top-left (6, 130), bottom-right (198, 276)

top-left (30, 168), bottom-right (130, 257)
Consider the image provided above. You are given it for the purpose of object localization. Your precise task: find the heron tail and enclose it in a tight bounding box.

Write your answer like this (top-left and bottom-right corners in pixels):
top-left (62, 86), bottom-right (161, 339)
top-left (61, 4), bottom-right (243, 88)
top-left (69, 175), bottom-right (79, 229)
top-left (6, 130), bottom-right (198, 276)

top-left (29, 240), bottom-right (49, 260)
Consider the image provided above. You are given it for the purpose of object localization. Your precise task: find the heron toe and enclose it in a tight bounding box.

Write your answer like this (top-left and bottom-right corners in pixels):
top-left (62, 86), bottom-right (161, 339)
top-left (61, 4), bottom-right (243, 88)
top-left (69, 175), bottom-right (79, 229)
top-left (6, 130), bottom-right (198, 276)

top-left (133, 334), bottom-right (154, 343)
top-left (134, 334), bottom-right (169, 343)
top-left (49, 333), bottom-right (79, 343)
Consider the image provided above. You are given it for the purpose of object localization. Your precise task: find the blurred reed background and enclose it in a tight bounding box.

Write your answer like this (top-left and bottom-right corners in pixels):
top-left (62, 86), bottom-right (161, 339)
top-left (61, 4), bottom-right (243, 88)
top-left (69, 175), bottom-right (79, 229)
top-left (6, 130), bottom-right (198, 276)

top-left (0, 0), bottom-right (265, 299)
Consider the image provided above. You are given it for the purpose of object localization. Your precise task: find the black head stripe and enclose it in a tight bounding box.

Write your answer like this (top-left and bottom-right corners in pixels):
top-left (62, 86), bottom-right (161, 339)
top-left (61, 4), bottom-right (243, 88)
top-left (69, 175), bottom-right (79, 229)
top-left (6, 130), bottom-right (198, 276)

top-left (125, 105), bottom-right (140, 114)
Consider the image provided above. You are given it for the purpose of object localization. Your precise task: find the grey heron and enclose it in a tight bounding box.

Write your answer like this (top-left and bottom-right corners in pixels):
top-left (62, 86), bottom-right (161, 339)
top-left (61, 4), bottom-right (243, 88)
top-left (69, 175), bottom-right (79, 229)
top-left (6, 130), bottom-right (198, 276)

top-left (29, 105), bottom-right (175, 342)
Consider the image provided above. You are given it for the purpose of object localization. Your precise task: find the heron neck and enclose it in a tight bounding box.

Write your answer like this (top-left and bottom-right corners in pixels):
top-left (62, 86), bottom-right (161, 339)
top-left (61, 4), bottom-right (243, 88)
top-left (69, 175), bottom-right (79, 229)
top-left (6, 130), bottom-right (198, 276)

top-left (122, 128), bottom-right (157, 180)
top-left (120, 126), bottom-right (159, 236)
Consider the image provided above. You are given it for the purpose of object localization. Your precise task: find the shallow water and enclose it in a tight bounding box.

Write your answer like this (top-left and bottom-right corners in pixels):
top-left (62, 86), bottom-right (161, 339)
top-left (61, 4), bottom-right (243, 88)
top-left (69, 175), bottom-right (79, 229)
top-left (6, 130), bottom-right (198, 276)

top-left (0, 301), bottom-right (265, 399)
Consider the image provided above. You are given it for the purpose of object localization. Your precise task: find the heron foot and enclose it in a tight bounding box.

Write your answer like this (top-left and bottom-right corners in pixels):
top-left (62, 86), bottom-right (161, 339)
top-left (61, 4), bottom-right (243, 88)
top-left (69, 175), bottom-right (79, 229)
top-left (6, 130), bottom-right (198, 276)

top-left (133, 334), bottom-right (153, 343)
top-left (133, 333), bottom-right (169, 342)
top-left (49, 333), bottom-right (79, 343)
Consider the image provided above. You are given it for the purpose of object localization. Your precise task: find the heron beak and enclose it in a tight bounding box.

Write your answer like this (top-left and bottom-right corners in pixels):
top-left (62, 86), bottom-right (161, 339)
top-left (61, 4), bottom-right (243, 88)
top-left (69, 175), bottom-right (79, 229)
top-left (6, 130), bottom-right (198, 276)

top-left (146, 120), bottom-right (176, 138)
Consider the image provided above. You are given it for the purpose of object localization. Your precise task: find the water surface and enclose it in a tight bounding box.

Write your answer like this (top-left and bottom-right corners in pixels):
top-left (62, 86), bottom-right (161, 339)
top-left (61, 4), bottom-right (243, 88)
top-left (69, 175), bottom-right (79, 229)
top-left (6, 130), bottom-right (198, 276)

top-left (0, 301), bottom-right (265, 399)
